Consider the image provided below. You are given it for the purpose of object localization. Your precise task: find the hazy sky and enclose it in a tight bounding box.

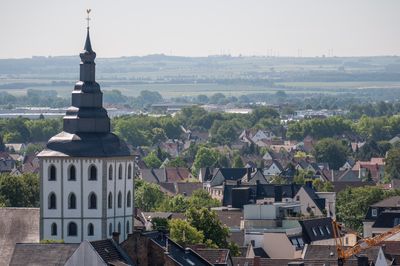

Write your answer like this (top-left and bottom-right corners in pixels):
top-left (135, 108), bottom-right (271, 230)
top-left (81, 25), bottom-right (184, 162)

top-left (1, 0), bottom-right (399, 58)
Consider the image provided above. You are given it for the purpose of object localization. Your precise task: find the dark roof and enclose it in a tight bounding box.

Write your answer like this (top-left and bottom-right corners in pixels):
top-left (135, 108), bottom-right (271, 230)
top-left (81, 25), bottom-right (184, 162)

top-left (303, 244), bottom-right (382, 264)
top-left (0, 208), bottom-right (39, 265)
top-left (299, 217), bottom-right (334, 244)
top-left (228, 231), bottom-right (244, 247)
top-left (38, 28), bottom-right (130, 158)
top-left (217, 168), bottom-right (249, 181)
top-left (333, 181), bottom-right (375, 194)
top-left (9, 243), bottom-right (79, 265)
top-left (372, 211), bottom-right (400, 228)
top-left (159, 182), bottom-right (203, 197)
top-left (302, 185), bottom-right (325, 212)
top-left (90, 239), bottom-right (130, 265)
top-left (215, 210), bottom-right (243, 229)
top-left (222, 183), bottom-right (301, 207)
top-left (372, 196), bottom-right (400, 208)
top-left (192, 248), bottom-right (230, 265)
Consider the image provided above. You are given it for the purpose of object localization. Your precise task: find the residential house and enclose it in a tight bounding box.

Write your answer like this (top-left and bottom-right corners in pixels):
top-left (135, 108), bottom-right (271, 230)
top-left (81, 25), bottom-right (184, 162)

top-left (364, 196), bottom-right (400, 237)
top-left (294, 184), bottom-right (336, 218)
top-left (21, 152), bottom-right (40, 174)
top-left (5, 143), bottom-right (26, 153)
top-left (263, 160), bottom-right (284, 177)
top-left (160, 139), bottom-right (184, 158)
top-left (352, 157), bottom-right (385, 182)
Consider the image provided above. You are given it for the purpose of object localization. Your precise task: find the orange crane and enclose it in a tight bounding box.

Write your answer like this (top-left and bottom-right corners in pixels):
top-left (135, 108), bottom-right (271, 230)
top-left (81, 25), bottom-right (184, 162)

top-left (332, 220), bottom-right (400, 265)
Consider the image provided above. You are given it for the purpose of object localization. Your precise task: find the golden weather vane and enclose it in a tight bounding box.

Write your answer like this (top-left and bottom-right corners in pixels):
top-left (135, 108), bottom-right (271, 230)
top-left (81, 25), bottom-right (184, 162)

top-left (86, 9), bottom-right (92, 29)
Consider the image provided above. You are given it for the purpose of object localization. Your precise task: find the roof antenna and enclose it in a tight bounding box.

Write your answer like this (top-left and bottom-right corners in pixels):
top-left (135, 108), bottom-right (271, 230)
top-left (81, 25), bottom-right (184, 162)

top-left (86, 9), bottom-right (92, 30)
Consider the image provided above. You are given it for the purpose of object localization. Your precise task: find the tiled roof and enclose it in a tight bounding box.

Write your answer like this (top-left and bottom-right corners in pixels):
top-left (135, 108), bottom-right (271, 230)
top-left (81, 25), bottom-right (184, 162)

top-left (165, 167), bottom-right (191, 182)
top-left (215, 210), bottom-right (243, 228)
top-left (192, 248), bottom-right (230, 265)
top-left (90, 239), bottom-right (129, 265)
top-left (371, 196), bottom-right (400, 208)
top-left (0, 208), bottom-right (39, 265)
top-left (332, 181), bottom-right (375, 194)
top-left (9, 243), bottom-right (79, 265)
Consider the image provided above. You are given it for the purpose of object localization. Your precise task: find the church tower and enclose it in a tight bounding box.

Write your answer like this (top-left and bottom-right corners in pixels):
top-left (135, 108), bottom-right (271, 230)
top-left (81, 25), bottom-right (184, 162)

top-left (38, 17), bottom-right (134, 243)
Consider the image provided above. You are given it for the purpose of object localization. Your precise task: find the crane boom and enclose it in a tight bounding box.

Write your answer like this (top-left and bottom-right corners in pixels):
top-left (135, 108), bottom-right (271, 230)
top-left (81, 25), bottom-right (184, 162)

top-left (332, 220), bottom-right (400, 265)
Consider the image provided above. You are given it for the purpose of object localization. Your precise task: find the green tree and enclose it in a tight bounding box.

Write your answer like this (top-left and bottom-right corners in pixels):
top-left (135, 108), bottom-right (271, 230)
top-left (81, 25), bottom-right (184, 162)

top-left (192, 147), bottom-right (219, 175)
top-left (186, 207), bottom-right (229, 248)
top-left (165, 157), bottom-right (187, 168)
top-left (134, 180), bottom-right (165, 211)
top-left (313, 138), bottom-right (348, 170)
top-left (151, 217), bottom-right (169, 231)
top-left (188, 189), bottom-right (221, 209)
top-left (143, 152), bottom-right (162, 168)
top-left (232, 155), bottom-right (244, 168)
top-left (293, 170), bottom-right (314, 185)
top-left (312, 179), bottom-right (333, 192)
top-left (168, 219), bottom-right (204, 246)
top-left (0, 134), bottom-right (4, 152)
top-left (158, 195), bottom-right (189, 213)
top-left (385, 147), bottom-right (400, 179)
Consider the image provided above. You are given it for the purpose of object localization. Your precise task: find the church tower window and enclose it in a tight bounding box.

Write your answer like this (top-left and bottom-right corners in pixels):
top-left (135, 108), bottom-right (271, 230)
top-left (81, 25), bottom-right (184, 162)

top-left (49, 165), bottom-right (56, 181)
top-left (108, 165), bottom-right (113, 180)
top-left (118, 164), bottom-right (122, 179)
top-left (88, 192), bottom-right (97, 209)
top-left (117, 191), bottom-right (122, 208)
top-left (89, 165), bottom-right (97, 180)
top-left (48, 193), bottom-right (56, 209)
top-left (69, 165), bottom-right (76, 181)
top-left (68, 222), bottom-right (77, 236)
top-left (68, 193), bottom-right (76, 209)
top-left (108, 192), bottom-right (113, 209)
top-left (127, 191), bottom-right (131, 208)
top-left (51, 223), bottom-right (57, 236)
top-left (128, 164), bottom-right (132, 179)
top-left (88, 223), bottom-right (94, 236)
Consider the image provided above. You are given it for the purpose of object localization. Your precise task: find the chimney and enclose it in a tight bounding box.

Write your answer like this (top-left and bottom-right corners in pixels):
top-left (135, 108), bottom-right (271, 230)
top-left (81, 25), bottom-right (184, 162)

top-left (331, 169), bottom-right (334, 182)
top-left (253, 256), bottom-right (260, 266)
top-left (247, 167), bottom-right (251, 179)
top-left (112, 232), bottom-right (120, 243)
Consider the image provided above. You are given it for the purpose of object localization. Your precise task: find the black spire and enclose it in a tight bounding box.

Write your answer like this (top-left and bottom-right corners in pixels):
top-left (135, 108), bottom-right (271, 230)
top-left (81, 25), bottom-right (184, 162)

top-left (42, 10), bottom-right (130, 157)
top-left (62, 27), bottom-right (110, 134)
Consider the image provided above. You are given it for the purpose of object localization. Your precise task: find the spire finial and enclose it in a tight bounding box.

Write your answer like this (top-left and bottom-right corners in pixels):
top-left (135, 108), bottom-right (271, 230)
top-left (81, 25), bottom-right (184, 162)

top-left (86, 9), bottom-right (91, 29)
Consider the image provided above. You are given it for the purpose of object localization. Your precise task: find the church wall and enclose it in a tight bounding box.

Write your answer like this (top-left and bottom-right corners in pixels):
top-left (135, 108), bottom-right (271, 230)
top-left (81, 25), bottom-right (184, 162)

top-left (63, 159), bottom-right (82, 218)
top-left (42, 159), bottom-right (62, 218)
top-left (82, 159), bottom-right (103, 219)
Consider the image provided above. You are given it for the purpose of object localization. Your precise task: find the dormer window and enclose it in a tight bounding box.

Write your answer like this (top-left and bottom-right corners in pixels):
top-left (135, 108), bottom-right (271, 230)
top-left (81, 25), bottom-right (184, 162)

top-left (372, 208), bottom-right (378, 217)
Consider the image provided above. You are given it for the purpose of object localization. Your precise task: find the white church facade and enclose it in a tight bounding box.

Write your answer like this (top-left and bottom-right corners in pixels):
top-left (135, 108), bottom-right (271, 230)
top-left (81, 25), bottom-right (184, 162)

top-left (38, 25), bottom-right (134, 243)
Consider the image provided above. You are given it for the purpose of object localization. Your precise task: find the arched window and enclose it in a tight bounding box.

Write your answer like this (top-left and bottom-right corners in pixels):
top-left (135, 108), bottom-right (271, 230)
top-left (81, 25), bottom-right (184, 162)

top-left (68, 222), bottom-right (77, 236)
top-left (48, 193), bottom-right (56, 209)
top-left (49, 165), bottom-right (56, 181)
top-left (126, 221), bottom-right (130, 234)
top-left (89, 165), bottom-right (97, 180)
top-left (128, 164), bottom-right (132, 179)
top-left (88, 193), bottom-right (97, 209)
top-left (68, 193), bottom-right (76, 209)
top-left (109, 223), bottom-right (113, 236)
top-left (108, 165), bottom-right (113, 180)
top-left (118, 164), bottom-right (122, 180)
top-left (51, 223), bottom-right (57, 236)
top-left (126, 191), bottom-right (131, 208)
top-left (108, 192), bottom-right (113, 209)
top-left (88, 223), bottom-right (94, 236)
top-left (69, 165), bottom-right (76, 181)
top-left (117, 191), bottom-right (122, 208)
top-left (118, 222), bottom-right (121, 233)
